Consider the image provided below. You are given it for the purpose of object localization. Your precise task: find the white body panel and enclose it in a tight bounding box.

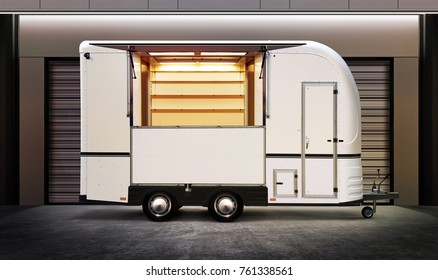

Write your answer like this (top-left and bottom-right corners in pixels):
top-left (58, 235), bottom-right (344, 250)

top-left (338, 158), bottom-right (363, 203)
top-left (82, 156), bottom-right (130, 203)
top-left (132, 127), bottom-right (265, 185)
top-left (266, 43), bottom-right (361, 156)
top-left (304, 159), bottom-right (335, 197)
top-left (266, 157), bottom-right (362, 204)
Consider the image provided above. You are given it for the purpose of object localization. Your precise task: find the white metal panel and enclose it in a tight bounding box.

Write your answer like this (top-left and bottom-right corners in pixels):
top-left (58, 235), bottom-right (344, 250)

top-left (85, 157), bottom-right (130, 203)
top-left (81, 51), bottom-right (130, 152)
top-left (266, 51), bottom-right (336, 154)
top-left (338, 158), bottom-right (363, 203)
top-left (132, 127), bottom-right (265, 184)
top-left (304, 159), bottom-right (334, 197)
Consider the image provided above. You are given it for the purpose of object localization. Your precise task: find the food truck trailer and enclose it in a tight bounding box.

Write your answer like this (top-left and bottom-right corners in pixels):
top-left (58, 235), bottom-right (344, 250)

top-left (80, 40), bottom-right (397, 222)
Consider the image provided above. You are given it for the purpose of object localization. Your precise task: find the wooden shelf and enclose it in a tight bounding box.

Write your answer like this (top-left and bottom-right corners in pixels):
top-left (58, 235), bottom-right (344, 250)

top-left (151, 81), bottom-right (243, 84)
top-left (151, 109), bottom-right (244, 113)
top-left (151, 71), bottom-right (244, 73)
top-left (151, 94), bottom-right (244, 99)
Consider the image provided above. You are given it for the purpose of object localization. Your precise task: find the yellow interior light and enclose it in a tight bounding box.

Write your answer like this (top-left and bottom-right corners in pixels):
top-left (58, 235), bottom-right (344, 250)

top-left (199, 62), bottom-right (237, 65)
top-left (200, 52), bottom-right (247, 56)
top-left (149, 52), bottom-right (195, 56)
top-left (159, 62), bottom-right (197, 65)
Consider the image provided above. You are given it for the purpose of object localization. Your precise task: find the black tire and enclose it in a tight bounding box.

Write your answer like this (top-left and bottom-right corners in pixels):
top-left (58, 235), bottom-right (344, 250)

top-left (361, 206), bottom-right (374, 219)
top-left (142, 192), bottom-right (176, 222)
top-left (208, 192), bottom-right (243, 222)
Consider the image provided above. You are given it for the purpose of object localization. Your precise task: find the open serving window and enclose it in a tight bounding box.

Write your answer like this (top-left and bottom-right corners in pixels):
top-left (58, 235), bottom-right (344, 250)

top-left (142, 51), bottom-right (254, 126)
top-left (92, 42), bottom-right (303, 127)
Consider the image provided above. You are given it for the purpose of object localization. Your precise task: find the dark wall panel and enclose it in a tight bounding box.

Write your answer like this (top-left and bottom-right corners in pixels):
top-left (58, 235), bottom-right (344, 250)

top-left (0, 15), bottom-right (19, 205)
top-left (420, 15), bottom-right (438, 205)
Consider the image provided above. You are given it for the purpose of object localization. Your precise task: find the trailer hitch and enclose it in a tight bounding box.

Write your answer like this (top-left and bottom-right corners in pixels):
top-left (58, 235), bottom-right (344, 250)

top-left (361, 169), bottom-right (399, 219)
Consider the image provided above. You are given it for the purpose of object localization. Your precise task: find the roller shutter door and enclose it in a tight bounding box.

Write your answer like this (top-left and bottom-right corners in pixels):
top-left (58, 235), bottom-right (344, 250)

top-left (47, 59), bottom-right (80, 203)
top-left (346, 59), bottom-right (392, 194)
top-left (45, 58), bottom-right (391, 203)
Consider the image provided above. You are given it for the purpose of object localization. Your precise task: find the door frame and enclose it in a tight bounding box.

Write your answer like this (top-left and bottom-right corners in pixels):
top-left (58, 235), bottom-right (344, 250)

top-left (301, 81), bottom-right (338, 199)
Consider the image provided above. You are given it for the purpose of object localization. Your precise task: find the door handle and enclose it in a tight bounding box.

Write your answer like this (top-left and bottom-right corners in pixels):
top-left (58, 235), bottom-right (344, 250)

top-left (305, 136), bottom-right (310, 149)
top-left (276, 182), bottom-right (284, 185)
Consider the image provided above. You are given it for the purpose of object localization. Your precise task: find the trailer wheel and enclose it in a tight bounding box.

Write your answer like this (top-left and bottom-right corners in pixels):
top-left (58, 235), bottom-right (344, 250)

top-left (208, 192), bottom-right (243, 222)
top-left (361, 206), bottom-right (374, 219)
top-left (142, 192), bottom-right (176, 222)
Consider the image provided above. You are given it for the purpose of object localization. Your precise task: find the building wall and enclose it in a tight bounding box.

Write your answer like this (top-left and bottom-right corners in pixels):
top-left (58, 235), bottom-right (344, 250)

top-left (19, 58), bottom-right (45, 205)
top-left (17, 14), bottom-right (419, 205)
top-left (0, 15), bottom-right (19, 205)
top-left (394, 58), bottom-right (419, 205)
top-left (1, 0), bottom-right (438, 11)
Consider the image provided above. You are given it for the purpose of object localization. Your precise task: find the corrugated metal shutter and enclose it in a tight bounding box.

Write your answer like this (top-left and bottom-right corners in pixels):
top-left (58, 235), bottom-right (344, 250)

top-left (47, 59), bottom-right (80, 203)
top-left (346, 59), bottom-right (392, 194)
top-left (45, 58), bottom-right (391, 203)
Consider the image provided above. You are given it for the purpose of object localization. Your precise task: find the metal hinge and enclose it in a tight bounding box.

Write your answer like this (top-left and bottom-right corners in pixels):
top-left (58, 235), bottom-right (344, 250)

top-left (333, 89), bottom-right (338, 95)
top-left (334, 188), bottom-right (338, 193)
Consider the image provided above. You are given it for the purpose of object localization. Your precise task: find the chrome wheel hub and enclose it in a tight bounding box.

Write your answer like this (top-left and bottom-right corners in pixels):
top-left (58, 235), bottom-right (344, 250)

top-left (149, 195), bottom-right (171, 217)
top-left (215, 196), bottom-right (237, 217)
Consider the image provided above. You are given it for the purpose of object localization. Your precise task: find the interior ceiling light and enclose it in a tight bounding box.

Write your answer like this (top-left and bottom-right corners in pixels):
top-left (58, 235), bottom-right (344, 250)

top-left (159, 62), bottom-right (197, 65)
top-left (149, 52), bottom-right (195, 56)
top-left (200, 52), bottom-right (247, 56)
top-left (199, 62), bottom-right (236, 65)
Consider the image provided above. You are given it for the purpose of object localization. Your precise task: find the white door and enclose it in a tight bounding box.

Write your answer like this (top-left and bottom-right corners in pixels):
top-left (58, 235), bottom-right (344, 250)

top-left (302, 82), bottom-right (337, 198)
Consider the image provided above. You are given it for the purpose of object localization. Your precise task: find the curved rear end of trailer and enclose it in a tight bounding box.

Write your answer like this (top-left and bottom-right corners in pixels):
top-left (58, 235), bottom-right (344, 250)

top-left (265, 42), bottom-right (362, 205)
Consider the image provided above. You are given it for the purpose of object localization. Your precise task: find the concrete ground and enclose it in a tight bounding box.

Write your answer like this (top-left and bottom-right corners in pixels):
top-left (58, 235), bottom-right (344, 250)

top-left (0, 205), bottom-right (437, 260)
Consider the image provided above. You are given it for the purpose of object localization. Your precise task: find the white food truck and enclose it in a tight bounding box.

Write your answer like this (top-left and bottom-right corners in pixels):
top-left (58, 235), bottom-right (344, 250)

top-left (80, 40), bottom-right (395, 222)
